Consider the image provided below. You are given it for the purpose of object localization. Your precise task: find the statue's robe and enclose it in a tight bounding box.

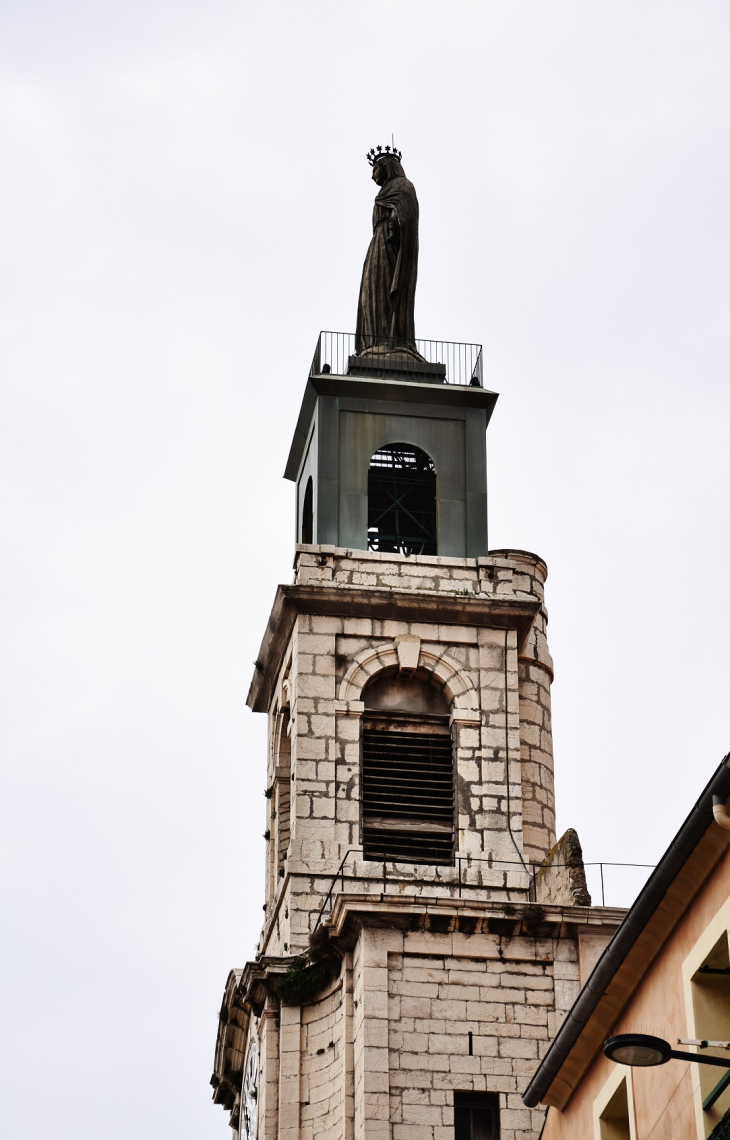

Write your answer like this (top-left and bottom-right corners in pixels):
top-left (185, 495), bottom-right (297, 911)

top-left (356, 173), bottom-right (419, 352)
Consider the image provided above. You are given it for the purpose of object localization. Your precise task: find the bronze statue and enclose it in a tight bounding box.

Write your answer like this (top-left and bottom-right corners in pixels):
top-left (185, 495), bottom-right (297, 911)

top-left (356, 146), bottom-right (419, 357)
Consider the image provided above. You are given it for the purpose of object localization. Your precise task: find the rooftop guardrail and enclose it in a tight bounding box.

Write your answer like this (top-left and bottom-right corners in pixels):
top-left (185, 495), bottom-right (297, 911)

top-left (313, 852), bottom-right (656, 930)
top-left (310, 331), bottom-right (484, 387)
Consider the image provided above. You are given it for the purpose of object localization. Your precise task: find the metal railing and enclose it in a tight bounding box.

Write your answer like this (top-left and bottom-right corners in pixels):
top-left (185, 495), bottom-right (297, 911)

top-left (310, 331), bottom-right (483, 387)
top-left (710, 1108), bottom-right (730, 1140)
top-left (313, 850), bottom-right (655, 930)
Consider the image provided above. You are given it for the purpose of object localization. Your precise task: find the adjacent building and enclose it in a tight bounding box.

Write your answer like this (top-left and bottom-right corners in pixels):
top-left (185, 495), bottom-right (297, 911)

top-left (523, 755), bottom-right (730, 1140)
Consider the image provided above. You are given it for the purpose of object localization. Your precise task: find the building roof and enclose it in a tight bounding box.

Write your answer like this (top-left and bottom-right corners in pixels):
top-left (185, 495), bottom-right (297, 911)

top-left (522, 752), bottom-right (730, 1110)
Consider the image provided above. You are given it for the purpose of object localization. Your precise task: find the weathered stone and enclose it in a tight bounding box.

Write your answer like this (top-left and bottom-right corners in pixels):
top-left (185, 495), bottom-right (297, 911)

top-left (213, 546), bottom-right (623, 1140)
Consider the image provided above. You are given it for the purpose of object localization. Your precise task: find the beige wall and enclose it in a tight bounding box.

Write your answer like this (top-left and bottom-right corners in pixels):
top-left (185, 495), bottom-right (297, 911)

top-left (543, 844), bottom-right (730, 1140)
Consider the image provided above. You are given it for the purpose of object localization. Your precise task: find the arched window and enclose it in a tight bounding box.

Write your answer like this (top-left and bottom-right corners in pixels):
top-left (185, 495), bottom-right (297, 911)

top-left (275, 711), bottom-right (291, 881)
top-left (367, 443), bottom-right (436, 555)
top-left (301, 476), bottom-right (313, 544)
top-left (361, 671), bottom-right (454, 865)
top-left (267, 708), bottom-right (291, 904)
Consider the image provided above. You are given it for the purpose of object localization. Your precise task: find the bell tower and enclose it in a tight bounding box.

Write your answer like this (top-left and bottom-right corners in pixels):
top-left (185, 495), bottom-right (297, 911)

top-left (288, 335), bottom-right (493, 558)
top-left (211, 154), bottom-right (622, 1140)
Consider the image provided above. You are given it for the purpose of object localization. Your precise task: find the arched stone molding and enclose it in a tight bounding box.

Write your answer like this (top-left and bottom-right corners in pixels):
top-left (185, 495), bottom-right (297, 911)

top-left (211, 968), bottom-right (246, 1119)
top-left (338, 643), bottom-right (399, 702)
top-left (338, 638), bottom-right (479, 721)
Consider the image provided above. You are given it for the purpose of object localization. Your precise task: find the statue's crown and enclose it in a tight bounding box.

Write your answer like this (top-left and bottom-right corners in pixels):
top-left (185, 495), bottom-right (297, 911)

top-left (366, 144), bottom-right (402, 166)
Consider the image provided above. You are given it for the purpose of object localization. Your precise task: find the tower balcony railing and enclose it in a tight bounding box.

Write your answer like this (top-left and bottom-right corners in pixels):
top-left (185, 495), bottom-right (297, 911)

top-left (312, 851), bottom-right (656, 931)
top-left (310, 331), bottom-right (484, 387)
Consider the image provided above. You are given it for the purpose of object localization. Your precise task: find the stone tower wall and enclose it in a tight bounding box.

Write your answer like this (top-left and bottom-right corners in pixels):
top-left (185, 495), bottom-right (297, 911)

top-left (259, 547), bottom-right (557, 958)
top-left (226, 903), bottom-right (625, 1140)
top-left (214, 546), bottom-right (623, 1140)
top-left (300, 982), bottom-right (346, 1140)
top-left (518, 606), bottom-right (556, 866)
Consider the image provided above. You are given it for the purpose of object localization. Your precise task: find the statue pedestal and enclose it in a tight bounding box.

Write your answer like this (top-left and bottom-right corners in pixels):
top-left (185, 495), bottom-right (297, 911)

top-left (347, 350), bottom-right (446, 383)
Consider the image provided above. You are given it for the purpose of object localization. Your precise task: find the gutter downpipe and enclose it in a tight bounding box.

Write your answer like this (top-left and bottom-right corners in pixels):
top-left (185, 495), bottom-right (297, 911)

top-left (713, 786), bottom-right (730, 830)
top-left (522, 752), bottom-right (730, 1109)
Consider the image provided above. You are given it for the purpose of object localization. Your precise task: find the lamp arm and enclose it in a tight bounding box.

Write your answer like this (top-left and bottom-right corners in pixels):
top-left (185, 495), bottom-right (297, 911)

top-left (670, 1049), bottom-right (730, 1069)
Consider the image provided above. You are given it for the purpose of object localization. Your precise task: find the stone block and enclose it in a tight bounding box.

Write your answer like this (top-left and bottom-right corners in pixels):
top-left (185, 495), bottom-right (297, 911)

top-left (297, 674), bottom-right (336, 700)
top-left (431, 998), bottom-right (467, 1020)
top-left (336, 717), bottom-right (361, 741)
top-left (413, 1018), bottom-right (446, 1034)
top-left (400, 1104), bottom-right (444, 1126)
top-left (403, 932), bottom-right (452, 955)
top-left (524, 989), bottom-right (553, 1006)
top-left (478, 986), bottom-right (525, 1004)
top-left (399, 996), bottom-right (432, 1019)
top-left (391, 1031), bottom-right (429, 1053)
top-left (311, 616), bottom-right (344, 634)
top-left (449, 1055), bottom-right (482, 1074)
top-left (465, 1001), bottom-right (501, 1021)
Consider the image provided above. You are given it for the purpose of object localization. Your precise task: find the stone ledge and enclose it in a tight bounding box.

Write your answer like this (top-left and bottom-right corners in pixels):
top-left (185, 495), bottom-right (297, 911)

top-left (325, 895), bottom-right (626, 947)
top-left (294, 545), bottom-right (546, 575)
top-left (248, 584), bottom-right (541, 713)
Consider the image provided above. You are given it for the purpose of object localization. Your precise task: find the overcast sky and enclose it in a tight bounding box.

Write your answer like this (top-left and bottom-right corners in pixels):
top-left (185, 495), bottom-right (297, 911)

top-left (2, 2), bottom-right (729, 1136)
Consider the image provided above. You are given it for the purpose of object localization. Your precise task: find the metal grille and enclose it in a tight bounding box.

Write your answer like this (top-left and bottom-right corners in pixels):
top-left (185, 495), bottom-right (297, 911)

top-left (368, 444), bottom-right (437, 556)
top-left (362, 724), bottom-right (454, 864)
top-left (454, 1093), bottom-right (500, 1140)
top-left (710, 1110), bottom-right (730, 1140)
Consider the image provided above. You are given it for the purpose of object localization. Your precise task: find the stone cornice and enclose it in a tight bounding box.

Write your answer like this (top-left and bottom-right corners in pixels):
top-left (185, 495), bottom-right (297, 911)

top-left (247, 584), bottom-right (541, 713)
top-left (324, 893), bottom-right (626, 947)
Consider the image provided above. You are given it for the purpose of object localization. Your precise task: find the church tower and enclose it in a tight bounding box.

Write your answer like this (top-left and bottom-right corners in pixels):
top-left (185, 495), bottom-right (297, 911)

top-left (211, 153), bottom-right (622, 1140)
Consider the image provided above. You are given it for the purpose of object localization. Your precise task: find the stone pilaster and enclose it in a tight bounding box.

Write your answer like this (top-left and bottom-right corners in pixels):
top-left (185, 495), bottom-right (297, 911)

top-left (278, 1004), bottom-right (301, 1140)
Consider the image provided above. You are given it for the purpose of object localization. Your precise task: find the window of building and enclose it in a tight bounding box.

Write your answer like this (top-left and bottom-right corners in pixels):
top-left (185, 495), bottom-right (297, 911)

top-left (301, 476), bottom-right (313, 544)
top-left (597, 1078), bottom-right (632, 1140)
top-left (275, 710), bottom-right (291, 881)
top-left (267, 707), bottom-right (292, 903)
top-left (361, 671), bottom-right (454, 865)
top-left (454, 1092), bottom-right (500, 1140)
top-left (593, 1067), bottom-right (636, 1140)
top-left (367, 443), bottom-right (436, 555)
top-left (690, 931), bottom-right (730, 1128)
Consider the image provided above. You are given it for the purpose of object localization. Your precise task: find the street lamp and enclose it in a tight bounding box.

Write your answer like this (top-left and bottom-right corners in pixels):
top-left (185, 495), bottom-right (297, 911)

top-left (604, 1034), bottom-right (673, 1067)
top-left (605, 1034), bottom-right (730, 1070)
top-left (604, 1034), bottom-right (730, 1112)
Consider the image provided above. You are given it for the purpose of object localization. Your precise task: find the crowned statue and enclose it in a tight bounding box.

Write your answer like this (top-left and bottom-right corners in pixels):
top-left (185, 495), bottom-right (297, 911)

top-left (356, 145), bottom-right (420, 358)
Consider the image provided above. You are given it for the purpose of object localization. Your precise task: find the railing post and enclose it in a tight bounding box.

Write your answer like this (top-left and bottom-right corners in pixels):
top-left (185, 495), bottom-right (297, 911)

top-left (600, 863), bottom-right (605, 907)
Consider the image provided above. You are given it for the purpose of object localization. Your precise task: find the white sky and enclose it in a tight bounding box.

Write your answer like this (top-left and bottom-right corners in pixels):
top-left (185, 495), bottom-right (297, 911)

top-left (2, 1), bottom-right (729, 1136)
